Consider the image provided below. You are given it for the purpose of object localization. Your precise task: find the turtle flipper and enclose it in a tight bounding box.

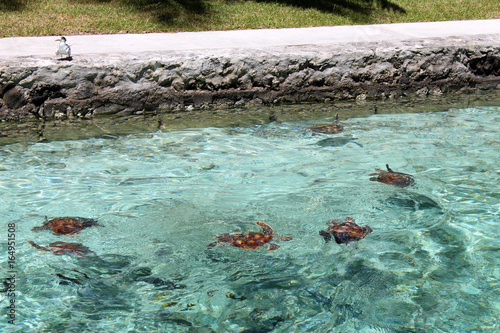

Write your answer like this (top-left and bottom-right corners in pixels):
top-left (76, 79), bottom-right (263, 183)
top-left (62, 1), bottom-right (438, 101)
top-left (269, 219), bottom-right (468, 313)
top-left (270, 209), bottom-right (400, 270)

top-left (326, 219), bottom-right (341, 226)
top-left (273, 236), bottom-right (292, 241)
top-left (332, 232), bottom-right (351, 244)
top-left (319, 230), bottom-right (332, 242)
top-left (362, 225), bottom-right (373, 235)
top-left (267, 243), bottom-right (279, 251)
top-left (27, 241), bottom-right (51, 252)
top-left (207, 241), bottom-right (219, 248)
top-left (256, 221), bottom-right (275, 235)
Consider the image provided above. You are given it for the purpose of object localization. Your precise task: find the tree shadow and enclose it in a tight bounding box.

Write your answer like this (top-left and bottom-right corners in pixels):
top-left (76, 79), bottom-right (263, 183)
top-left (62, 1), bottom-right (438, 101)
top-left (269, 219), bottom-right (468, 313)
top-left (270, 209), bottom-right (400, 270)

top-left (122, 0), bottom-right (405, 23)
top-left (255, 0), bottom-right (406, 18)
top-left (73, 0), bottom-right (209, 23)
top-left (0, 0), bottom-right (27, 11)
top-left (3, 0), bottom-right (405, 27)
top-left (70, 0), bottom-right (405, 25)
top-left (144, 0), bottom-right (209, 22)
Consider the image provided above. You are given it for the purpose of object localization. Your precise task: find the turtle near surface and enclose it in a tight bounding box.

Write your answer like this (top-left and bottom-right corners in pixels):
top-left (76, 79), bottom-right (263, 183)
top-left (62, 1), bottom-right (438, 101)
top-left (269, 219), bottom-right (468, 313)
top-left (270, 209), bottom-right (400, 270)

top-left (310, 113), bottom-right (344, 134)
top-left (319, 217), bottom-right (372, 246)
top-left (27, 240), bottom-right (95, 257)
top-left (369, 164), bottom-right (415, 188)
top-left (208, 221), bottom-right (292, 251)
top-left (31, 216), bottom-right (101, 235)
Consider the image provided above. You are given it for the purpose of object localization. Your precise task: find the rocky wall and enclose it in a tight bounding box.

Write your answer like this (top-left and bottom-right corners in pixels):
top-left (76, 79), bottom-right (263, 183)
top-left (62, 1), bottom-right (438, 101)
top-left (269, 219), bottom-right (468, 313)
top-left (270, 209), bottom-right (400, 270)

top-left (1, 35), bottom-right (499, 121)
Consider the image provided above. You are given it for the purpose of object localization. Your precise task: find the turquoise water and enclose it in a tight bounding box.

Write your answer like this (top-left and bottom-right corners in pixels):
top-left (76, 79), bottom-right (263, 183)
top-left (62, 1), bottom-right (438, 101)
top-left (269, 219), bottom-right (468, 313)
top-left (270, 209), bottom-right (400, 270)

top-left (1, 106), bottom-right (499, 332)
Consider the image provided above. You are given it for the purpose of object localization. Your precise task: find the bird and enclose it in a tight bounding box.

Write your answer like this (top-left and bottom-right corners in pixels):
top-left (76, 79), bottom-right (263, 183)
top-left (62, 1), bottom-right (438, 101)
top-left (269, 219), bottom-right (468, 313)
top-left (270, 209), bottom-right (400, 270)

top-left (55, 36), bottom-right (71, 59)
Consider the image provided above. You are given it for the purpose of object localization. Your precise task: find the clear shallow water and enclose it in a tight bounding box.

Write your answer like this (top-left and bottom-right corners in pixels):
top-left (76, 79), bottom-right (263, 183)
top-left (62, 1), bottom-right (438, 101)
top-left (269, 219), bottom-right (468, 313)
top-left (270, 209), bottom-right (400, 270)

top-left (1, 106), bottom-right (499, 332)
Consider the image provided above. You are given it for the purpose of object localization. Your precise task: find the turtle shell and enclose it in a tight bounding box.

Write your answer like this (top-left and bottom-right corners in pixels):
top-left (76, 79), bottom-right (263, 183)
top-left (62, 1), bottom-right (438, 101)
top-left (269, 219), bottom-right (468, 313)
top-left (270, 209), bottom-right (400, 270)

top-left (310, 113), bottom-right (344, 134)
top-left (47, 242), bottom-right (94, 255)
top-left (320, 217), bottom-right (372, 245)
top-left (310, 124), bottom-right (344, 134)
top-left (208, 221), bottom-right (291, 250)
top-left (32, 216), bottom-right (100, 235)
top-left (230, 233), bottom-right (273, 249)
top-left (369, 164), bottom-right (415, 188)
top-left (27, 240), bottom-right (94, 256)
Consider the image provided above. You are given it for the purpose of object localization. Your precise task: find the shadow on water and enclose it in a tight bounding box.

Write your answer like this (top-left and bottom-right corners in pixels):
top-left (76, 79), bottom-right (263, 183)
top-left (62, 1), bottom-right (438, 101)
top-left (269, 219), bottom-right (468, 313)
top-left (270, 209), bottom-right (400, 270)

top-left (384, 191), bottom-right (442, 212)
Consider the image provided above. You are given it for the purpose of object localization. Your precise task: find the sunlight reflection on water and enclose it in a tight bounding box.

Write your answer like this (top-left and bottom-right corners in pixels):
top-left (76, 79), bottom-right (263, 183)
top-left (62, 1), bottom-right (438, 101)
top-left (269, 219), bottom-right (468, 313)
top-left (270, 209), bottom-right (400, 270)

top-left (0, 106), bottom-right (499, 332)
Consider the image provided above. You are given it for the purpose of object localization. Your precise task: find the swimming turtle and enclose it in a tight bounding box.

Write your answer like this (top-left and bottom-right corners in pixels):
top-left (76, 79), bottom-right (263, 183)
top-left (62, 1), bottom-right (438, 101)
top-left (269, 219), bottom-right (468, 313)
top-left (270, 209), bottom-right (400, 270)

top-left (369, 164), bottom-right (415, 188)
top-left (27, 240), bottom-right (94, 256)
top-left (310, 113), bottom-right (344, 134)
top-left (31, 216), bottom-right (101, 235)
top-left (208, 221), bottom-right (292, 251)
top-left (319, 217), bottom-right (372, 245)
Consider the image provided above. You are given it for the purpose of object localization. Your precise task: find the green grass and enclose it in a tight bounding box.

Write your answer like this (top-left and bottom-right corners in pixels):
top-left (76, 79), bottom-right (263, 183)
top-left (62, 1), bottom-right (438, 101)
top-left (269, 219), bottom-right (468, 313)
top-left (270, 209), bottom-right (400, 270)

top-left (0, 0), bottom-right (499, 37)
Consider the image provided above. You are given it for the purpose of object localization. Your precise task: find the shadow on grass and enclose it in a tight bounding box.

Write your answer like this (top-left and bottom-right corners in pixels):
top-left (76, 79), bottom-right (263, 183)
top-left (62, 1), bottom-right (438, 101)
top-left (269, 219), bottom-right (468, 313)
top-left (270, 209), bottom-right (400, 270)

top-left (256, 0), bottom-right (406, 18)
top-left (134, 0), bottom-right (208, 22)
top-left (118, 0), bottom-right (406, 20)
top-left (2, 0), bottom-right (405, 26)
top-left (0, 0), bottom-right (28, 11)
top-left (107, 0), bottom-right (405, 25)
top-left (72, 0), bottom-right (209, 24)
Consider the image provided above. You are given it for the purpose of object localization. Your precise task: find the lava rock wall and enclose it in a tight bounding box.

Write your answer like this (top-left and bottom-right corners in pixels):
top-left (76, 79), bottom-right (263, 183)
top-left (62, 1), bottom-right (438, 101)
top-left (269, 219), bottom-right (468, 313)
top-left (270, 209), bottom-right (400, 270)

top-left (1, 36), bottom-right (499, 121)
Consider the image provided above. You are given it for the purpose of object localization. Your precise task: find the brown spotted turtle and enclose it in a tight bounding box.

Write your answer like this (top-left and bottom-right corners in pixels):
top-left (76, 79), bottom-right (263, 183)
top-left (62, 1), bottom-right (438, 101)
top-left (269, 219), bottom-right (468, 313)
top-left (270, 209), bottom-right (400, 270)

top-left (319, 217), bottom-right (372, 245)
top-left (310, 113), bottom-right (344, 134)
top-left (208, 221), bottom-right (292, 251)
top-left (369, 164), bottom-right (415, 188)
top-left (27, 240), bottom-right (94, 257)
top-left (32, 216), bottom-right (101, 235)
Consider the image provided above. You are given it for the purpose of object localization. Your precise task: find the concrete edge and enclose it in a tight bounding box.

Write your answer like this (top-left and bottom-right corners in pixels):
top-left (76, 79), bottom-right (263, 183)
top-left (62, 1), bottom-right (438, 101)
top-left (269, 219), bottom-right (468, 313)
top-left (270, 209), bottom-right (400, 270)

top-left (1, 20), bottom-right (499, 137)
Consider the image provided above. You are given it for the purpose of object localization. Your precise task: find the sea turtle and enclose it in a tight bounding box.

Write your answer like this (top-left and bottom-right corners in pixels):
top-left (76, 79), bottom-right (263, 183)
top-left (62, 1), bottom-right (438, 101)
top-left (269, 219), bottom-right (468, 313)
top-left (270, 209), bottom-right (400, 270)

top-left (27, 240), bottom-right (94, 257)
top-left (369, 164), bottom-right (415, 188)
top-left (310, 113), bottom-right (344, 134)
top-left (319, 217), bottom-right (372, 245)
top-left (31, 216), bottom-right (101, 235)
top-left (208, 221), bottom-right (292, 251)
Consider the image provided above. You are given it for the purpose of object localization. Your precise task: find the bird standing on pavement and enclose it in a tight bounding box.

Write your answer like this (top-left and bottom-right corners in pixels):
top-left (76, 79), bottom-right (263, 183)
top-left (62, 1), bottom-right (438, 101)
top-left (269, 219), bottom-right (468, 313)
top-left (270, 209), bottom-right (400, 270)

top-left (55, 36), bottom-right (71, 59)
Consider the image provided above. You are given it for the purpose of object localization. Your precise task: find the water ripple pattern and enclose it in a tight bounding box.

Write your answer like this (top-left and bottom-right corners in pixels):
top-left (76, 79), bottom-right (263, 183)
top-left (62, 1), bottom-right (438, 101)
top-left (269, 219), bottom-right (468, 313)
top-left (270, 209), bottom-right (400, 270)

top-left (0, 106), bottom-right (498, 332)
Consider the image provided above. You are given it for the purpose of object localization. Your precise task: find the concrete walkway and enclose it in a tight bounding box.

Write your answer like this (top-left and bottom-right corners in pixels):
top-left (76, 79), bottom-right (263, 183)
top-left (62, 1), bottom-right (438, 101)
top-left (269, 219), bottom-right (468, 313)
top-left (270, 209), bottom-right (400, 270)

top-left (0, 19), bottom-right (499, 58)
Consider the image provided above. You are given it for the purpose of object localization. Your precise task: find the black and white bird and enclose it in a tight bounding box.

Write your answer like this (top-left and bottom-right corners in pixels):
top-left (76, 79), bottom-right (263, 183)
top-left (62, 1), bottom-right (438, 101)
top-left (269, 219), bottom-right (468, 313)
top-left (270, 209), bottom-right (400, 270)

top-left (55, 36), bottom-right (71, 59)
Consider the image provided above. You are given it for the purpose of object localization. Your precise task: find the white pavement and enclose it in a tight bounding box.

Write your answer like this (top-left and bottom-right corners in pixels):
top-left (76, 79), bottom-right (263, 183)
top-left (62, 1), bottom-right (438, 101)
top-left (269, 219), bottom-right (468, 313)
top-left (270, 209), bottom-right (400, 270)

top-left (0, 19), bottom-right (499, 58)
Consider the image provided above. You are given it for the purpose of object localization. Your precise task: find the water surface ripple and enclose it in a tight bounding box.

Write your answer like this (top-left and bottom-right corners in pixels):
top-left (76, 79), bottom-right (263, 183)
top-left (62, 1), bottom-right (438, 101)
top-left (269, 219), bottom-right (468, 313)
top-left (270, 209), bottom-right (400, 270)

top-left (1, 107), bottom-right (499, 332)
